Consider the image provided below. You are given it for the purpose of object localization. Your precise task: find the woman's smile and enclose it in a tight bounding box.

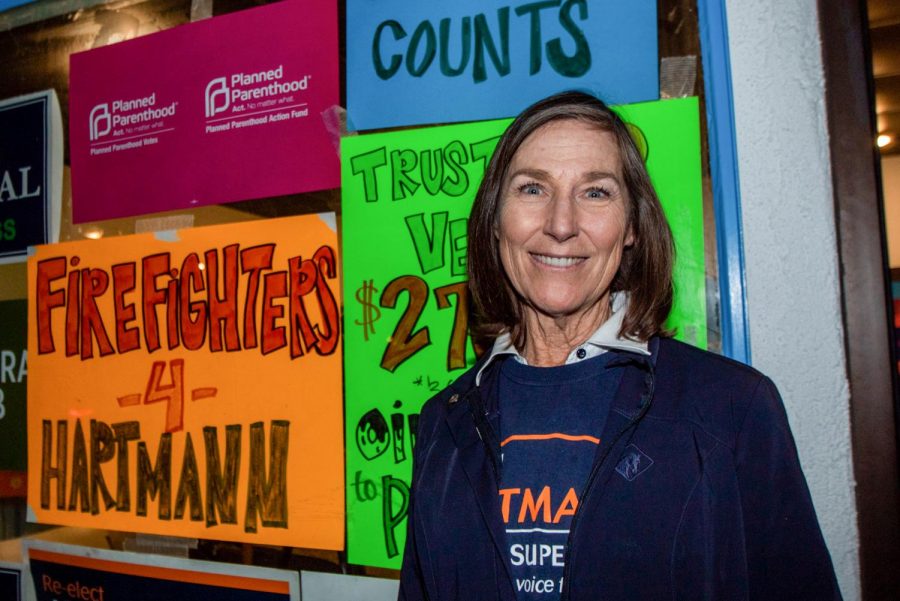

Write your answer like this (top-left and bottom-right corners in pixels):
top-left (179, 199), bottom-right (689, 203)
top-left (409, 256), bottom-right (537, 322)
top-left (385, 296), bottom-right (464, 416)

top-left (529, 252), bottom-right (587, 269)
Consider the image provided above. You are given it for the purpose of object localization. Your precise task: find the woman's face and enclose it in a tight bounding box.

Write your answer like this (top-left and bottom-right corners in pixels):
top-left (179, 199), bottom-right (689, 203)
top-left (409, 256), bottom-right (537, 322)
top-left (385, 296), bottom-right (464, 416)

top-left (497, 119), bottom-right (633, 323)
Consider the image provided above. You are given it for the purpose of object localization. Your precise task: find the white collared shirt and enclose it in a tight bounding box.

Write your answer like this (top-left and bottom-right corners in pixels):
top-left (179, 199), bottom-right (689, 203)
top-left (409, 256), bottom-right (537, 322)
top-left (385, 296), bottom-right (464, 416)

top-left (474, 292), bottom-right (650, 385)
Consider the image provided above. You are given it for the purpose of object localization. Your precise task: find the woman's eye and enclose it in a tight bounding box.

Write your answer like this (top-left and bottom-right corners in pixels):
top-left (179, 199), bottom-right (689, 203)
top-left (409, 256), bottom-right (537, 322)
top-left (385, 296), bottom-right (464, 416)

top-left (518, 182), bottom-right (542, 195)
top-left (585, 187), bottom-right (611, 199)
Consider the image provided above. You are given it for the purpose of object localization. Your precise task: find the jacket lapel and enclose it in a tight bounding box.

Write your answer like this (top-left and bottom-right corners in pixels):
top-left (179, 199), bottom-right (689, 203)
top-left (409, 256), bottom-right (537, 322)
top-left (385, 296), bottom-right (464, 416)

top-left (444, 386), bottom-right (514, 586)
top-left (591, 343), bottom-right (658, 487)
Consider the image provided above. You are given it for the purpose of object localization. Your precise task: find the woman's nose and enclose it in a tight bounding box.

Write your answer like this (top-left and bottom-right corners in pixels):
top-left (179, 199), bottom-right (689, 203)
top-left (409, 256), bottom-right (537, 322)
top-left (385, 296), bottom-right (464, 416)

top-left (543, 194), bottom-right (578, 242)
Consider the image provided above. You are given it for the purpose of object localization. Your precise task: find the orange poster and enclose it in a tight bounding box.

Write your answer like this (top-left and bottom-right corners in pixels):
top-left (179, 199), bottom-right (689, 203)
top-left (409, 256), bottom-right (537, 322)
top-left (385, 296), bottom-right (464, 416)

top-left (27, 214), bottom-right (343, 548)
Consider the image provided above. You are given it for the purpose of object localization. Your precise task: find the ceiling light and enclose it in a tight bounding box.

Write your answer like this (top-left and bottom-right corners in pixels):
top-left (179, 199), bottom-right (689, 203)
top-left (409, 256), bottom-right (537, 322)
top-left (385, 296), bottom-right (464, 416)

top-left (877, 134), bottom-right (892, 148)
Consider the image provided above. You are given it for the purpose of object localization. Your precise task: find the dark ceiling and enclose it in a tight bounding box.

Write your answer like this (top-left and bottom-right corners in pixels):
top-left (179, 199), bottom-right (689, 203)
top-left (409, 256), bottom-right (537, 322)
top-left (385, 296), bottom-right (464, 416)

top-left (870, 0), bottom-right (900, 155)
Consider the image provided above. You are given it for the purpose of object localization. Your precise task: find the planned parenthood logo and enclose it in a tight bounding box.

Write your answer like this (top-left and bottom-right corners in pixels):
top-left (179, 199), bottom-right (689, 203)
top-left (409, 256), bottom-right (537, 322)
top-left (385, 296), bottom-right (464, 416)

top-left (203, 64), bottom-right (311, 134)
top-left (86, 92), bottom-right (177, 155)
top-left (205, 77), bottom-right (230, 117)
top-left (89, 104), bottom-right (111, 141)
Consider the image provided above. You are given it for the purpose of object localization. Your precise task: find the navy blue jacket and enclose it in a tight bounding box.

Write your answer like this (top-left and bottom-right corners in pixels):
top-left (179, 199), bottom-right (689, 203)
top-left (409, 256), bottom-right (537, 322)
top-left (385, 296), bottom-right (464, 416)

top-left (399, 337), bottom-right (841, 600)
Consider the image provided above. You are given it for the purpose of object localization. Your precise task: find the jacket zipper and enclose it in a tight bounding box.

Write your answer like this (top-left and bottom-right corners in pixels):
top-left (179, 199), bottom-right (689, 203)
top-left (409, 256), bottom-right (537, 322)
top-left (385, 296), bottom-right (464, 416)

top-left (560, 360), bottom-right (656, 601)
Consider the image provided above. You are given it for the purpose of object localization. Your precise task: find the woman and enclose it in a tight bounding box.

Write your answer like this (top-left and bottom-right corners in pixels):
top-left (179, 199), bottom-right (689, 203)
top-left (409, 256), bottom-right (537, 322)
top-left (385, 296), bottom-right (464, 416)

top-left (399, 91), bottom-right (841, 600)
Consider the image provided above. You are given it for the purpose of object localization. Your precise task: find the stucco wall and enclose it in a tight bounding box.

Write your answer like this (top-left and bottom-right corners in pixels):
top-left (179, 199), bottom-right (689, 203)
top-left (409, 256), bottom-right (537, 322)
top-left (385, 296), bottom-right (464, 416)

top-left (725, 1), bottom-right (860, 598)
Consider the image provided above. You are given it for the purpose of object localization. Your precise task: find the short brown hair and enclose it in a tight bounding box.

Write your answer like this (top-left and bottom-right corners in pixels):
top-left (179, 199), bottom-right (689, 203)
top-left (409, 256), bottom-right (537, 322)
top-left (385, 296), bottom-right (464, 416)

top-left (467, 91), bottom-right (674, 348)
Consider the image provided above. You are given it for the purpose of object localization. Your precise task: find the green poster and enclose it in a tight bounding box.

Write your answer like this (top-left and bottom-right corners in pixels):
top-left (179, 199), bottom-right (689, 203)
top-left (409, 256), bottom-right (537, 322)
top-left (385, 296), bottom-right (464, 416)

top-left (0, 299), bottom-right (27, 497)
top-left (341, 97), bottom-right (706, 568)
top-left (617, 97), bottom-right (707, 346)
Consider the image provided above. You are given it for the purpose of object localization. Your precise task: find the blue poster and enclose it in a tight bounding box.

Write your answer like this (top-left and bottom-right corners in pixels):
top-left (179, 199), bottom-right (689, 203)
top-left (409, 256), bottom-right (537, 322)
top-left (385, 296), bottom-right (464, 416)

top-left (0, 90), bottom-right (62, 263)
top-left (0, 0), bottom-right (35, 13)
top-left (347, 0), bottom-right (658, 130)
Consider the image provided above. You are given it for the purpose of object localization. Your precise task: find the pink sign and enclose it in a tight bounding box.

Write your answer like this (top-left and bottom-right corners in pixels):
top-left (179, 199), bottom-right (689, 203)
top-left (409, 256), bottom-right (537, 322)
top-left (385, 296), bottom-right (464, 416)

top-left (69, 0), bottom-right (338, 223)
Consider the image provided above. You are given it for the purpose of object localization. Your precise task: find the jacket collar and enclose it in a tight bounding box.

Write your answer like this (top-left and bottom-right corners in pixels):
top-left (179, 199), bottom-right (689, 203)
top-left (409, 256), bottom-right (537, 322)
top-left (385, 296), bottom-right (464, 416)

top-left (474, 292), bottom-right (650, 386)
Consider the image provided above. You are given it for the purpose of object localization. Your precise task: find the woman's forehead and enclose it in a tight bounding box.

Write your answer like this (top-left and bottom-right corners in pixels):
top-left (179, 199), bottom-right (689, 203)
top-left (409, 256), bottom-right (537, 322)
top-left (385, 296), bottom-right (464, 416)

top-left (506, 120), bottom-right (623, 175)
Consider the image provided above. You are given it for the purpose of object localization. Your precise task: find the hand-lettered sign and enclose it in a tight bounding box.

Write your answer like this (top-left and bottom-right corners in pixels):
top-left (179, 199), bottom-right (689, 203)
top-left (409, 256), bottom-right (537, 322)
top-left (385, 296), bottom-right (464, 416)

top-left (0, 90), bottom-right (62, 263)
top-left (0, 299), bottom-right (27, 497)
top-left (27, 214), bottom-right (344, 549)
top-left (341, 97), bottom-right (706, 568)
top-left (346, 0), bottom-right (658, 130)
top-left (69, 0), bottom-right (339, 223)
top-left (27, 540), bottom-right (300, 601)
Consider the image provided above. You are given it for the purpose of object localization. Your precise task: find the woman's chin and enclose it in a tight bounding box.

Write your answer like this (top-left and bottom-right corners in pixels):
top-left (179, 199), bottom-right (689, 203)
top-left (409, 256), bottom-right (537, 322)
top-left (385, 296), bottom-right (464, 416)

top-left (526, 297), bottom-right (599, 322)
